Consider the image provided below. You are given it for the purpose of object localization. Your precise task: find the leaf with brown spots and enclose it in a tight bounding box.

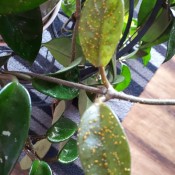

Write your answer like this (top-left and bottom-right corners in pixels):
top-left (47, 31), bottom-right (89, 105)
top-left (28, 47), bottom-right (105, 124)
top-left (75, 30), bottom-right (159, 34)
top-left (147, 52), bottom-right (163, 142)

top-left (78, 0), bottom-right (124, 67)
top-left (78, 102), bottom-right (131, 175)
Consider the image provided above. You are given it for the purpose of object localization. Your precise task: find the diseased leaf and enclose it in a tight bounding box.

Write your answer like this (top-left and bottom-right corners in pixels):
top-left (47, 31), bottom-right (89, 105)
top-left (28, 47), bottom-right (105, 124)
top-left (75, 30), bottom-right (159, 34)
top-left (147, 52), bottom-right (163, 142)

top-left (0, 8), bottom-right (42, 62)
top-left (32, 58), bottom-right (81, 100)
top-left (58, 138), bottom-right (78, 164)
top-left (29, 160), bottom-right (52, 175)
top-left (78, 102), bottom-right (131, 175)
top-left (0, 0), bottom-right (46, 14)
top-left (166, 18), bottom-right (175, 62)
top-left (79, 0), bottom-right (124, 67)
top-left (44, 38), bottom-right (83, 66)
top-left (115, 64), bottom-right (131, 91)
top-left (47, 117), bottom-right (77, 143)
top-left (0, 82), bottom-right (31, 175)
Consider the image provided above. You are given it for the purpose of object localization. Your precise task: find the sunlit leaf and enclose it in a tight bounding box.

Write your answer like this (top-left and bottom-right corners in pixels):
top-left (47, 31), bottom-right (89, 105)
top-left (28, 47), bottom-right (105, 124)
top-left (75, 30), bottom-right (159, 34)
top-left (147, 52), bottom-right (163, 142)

top-left (0, 8), bottom-right (42, 62)
top-left (47, 117), bottom-right (77, 143)
top-left (114, 64), bottom-right (131, 91)
top-left (32, 58), bottom-right (81, 100)
top-left (0, 82), bottom-right (31, 175)
top-left (44, 38), bottom-right (83, 67)
top-left (79, 0), bottom-right (124, 67)
top-left (58, 138), bottom-right (78, 163)
top-left (29, 160), bottom-right (52, 175)
top-left (78, 102), bottom-right (131, 175)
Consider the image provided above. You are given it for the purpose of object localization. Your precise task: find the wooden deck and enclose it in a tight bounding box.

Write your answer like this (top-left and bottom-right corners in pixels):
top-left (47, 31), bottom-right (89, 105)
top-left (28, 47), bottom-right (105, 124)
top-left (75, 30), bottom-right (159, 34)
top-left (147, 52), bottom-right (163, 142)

top-left (123, 57), bottom-right (175, 175)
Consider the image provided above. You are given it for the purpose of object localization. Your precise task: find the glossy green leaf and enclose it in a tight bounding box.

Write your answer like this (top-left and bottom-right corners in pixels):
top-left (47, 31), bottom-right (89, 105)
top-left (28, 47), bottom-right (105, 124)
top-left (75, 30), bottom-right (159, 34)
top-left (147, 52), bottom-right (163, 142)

top-left (166, 18), bottom-right (175, 62)
top-left (47, 117), bottom-right (77, 143)
top-left (61, 0), bottom-right (76, 17)
top-left (0, 0), bottom-right (46, 14)
top-left (29, 160), bottom-right (52, 175)
top-left (58, 138), bottom-right (78, 163)
top-left (0, 8), bottom-right (42, 62)
top-left (0, 54), bottom-right (11, 67)
top-left (79, 0), bottom-right (124, 67)
top-left (78, 102), bottom-right (131, 175)
top-left (138, 0), bottom-right (157, 27)
top-left (141, 8), bottom-right (172, 43)
top-left (44, 38), bottom-right (83, 67)
top-left (115, 64), bottom-right (131, 91)
top-left (0, 82), bottom-right (31, 175)
top-left (32, 58), bottom-right (81, 100)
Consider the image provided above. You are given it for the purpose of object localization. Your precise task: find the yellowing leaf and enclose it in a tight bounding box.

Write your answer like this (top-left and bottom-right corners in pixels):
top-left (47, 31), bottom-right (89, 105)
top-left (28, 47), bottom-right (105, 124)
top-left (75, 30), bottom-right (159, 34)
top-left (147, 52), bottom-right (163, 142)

top-left (79, 0), bottom-right (124, 67)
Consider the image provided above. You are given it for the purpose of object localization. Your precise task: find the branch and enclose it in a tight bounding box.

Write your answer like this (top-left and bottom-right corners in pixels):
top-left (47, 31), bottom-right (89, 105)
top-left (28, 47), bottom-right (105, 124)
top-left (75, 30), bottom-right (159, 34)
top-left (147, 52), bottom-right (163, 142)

top-left (3, 70), bottom-right (175, 105)
top-left (107, 87), bottom-right (175, 105)
top-left (71, 0), bottom-right (81, 61)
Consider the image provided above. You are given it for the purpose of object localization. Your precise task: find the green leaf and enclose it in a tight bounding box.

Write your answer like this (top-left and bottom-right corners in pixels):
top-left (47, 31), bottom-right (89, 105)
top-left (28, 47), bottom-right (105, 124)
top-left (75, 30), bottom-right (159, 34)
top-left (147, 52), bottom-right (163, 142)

top-left (166, 18), bottom-right (175, 62)
top-left (78, 102), bottom-right (131, 175)
top-left (47, 117), bottom-right (77, 143)
top-left (142, 47), bottom-right (151, 66)
top-left (78, 90), bottom-right (93, 117)
top-left (79, 0), bottom-right (124, 67)
top-left (141, 8), bottom-right (172, 43)
top-left (140, 20), bottom-right (173, 49)
top-left (29, 160), bottom-right (52, 175)
top-left (0, 0), bottom-right (46, 14)
top-left (115, 64), bottom-right (131, 91)
top-left (44, 38), bottom-right (83, 67)
top-left (138, 0), bottom-right (157, 27)
top-left (0, 54), bottom-right (11, 67)
top-left (124, 0), bottom-right (139, 14)
top-left (61, 0), bottom-right (76, 17)
top-left (0, 82), bottom-right (31, 175)
top-left (58, 138), bottom-right (78, 163)
top-left (32, 58), bottom-right (81, 100)
top-left (112, 75), bottom-right (125, 85)
top-left (0, 8), bottom-right (42, 63)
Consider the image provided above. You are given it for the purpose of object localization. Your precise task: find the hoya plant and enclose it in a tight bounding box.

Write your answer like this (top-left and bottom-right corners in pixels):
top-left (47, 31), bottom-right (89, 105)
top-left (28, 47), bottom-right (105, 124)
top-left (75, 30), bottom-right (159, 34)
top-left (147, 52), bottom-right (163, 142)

top-left (0, 0), bottom-right (175, 174)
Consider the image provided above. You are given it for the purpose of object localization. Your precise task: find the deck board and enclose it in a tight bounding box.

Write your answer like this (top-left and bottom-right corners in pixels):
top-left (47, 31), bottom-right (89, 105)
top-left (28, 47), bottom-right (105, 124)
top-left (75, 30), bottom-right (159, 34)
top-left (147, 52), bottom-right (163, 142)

top-left (123, 57), bottom-right (175, 175)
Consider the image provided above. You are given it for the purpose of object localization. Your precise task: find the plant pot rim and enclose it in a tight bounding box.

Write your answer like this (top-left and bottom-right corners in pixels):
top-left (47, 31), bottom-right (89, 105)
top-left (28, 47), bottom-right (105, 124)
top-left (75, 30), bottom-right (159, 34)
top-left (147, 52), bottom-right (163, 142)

top-left (0, 0), bottom-right (62, 47)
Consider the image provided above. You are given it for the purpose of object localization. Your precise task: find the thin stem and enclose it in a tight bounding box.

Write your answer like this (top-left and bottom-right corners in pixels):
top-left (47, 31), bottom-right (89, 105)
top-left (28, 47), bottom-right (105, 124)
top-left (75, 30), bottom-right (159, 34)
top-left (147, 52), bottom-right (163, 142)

top-left (71, 0), bottom-right (81, 62)
top-left (107, 87), bottom-right (175, 105)
top-left (3, 70), bottom-right (106, 95)
top-left (3, 70), bottom-right (175, 105)
top-left (99, 67), bottom-right (111, 89)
